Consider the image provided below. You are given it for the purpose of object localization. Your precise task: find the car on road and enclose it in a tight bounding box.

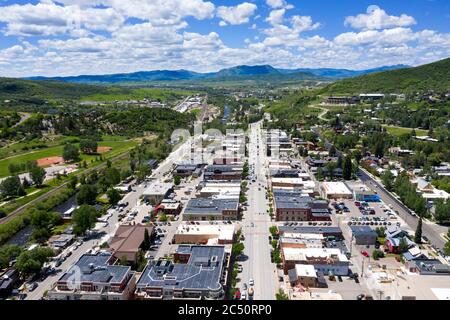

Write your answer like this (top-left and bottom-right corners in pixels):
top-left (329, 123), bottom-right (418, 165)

top-left (237, 265), bottom-right (243, 273)
top-left (357, 294), bottom-right (365, 300)
top-left (249, 279), bottom-right (254, 286)
top-left (28, 282), bottom-right (38, 292)
top-left (241, 292), bottom-right (247, 300)
top-left (361, 251), bottom-right (369, 257)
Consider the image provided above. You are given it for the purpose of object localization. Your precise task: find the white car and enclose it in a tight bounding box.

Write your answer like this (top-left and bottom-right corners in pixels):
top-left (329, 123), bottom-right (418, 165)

top-left (249, 279), bottom-right (254, 286)
top-left (241, 292), bottom-right (247, 300)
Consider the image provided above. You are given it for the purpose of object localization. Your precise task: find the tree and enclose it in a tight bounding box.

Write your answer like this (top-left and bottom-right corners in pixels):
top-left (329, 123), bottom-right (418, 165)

top-left (136, 165), bottom-right (151, 182)
top-left (104, 167), bottom-right (121, 187)
top-left (329, 145), bottom-right (337, 157)
top-left (79, 139), bottom-right (98, 154)
top-left (372, 250), bottom-right (385, 260)
top-left (444, 241), bottom-right (450, 257)
top-left (434, 200), bottom-right (450, 224)
top-left (0, 175), bottom-right (23, 198)
top-left (317, 167), bottom-right (324, 181)
top-left (63, 144), bottom-right (80, 162)
top-left (275, 289), bottom-right (289, 300)
top-left (343, 155), bottom-right (353, 180)
top-left (30, 166), bottom-right (46, 187)
top-left (174, 175), bottom-right (181, 186)
top-left (269, 226), bottom-right (278, 237)
top-left (381, 170), bottom-right (394, 192)
top-left (326, 162), bottom-right (337, 180)
top-left (0, 245), bottom-right (23, 269)
top-left (76, 184), bottom-right (98, 205)
top-left (0, 209), bottom-right (5, 219)
top-left (398, 237), bottom-right (409, 253)
top-left (107, 188), bottom-right (122, 205)
top-left (15, 247), bottom-right (54, 277)
top-left (232, 243), bottom-right (245, 257)
top-left (414, 218), bottom-right (423, 244)
top-left (72, 205), bottom-right (98, 235)
top-left (142, 229), bottom-right (151, 251)
top-left (31, 210), bottom-right (61, 230)
top-left (68, 175), bottom-right (78, 190)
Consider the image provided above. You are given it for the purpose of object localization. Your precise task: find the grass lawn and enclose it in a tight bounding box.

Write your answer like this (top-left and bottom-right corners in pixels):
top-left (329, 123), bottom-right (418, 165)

top-left (383, 125), bottom-right (428, 137)
top-left (0, 139), bottom-right (138, 177)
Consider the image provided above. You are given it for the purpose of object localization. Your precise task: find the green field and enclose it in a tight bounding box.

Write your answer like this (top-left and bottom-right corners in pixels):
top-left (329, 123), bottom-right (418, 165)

top-left (384, 125), bottom-right (428, 137)
top-left (80, 87), bottom-right (193, 102)
top-left (0, 139), bottom-right (138, 177)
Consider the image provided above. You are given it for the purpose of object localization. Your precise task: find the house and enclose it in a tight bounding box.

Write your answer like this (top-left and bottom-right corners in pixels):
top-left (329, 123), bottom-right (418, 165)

top-left (288, 264), bottom-right (319, 288)
top-left (406, 259), bottom-right (450, 275)
top-left (183, 198), bottom-right (239, 221)
top-left (350, 226), bottom-right (377, 245)
top-left (48, 234), bottom-right (75, 250)
top-left (48, 252), bottom-right (136, 300)
top-left (402, 247), bottom-right (428, 262)
top-left (110, 224), bottom-right (155, 265)
top-left (385, 236), bottom-right (415, 254)
top-left (135, 245), bottom-right (228, 300)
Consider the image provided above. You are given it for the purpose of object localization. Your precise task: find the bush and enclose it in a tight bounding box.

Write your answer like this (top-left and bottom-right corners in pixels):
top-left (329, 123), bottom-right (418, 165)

top-left (372, 250), bottom-right (385, 260)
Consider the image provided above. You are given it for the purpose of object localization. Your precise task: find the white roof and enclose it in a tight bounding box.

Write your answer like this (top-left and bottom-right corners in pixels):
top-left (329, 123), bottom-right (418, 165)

top-left (321, 182), bottom-right (352, 195)
top-left (176, 223), bottom-right (236, 241)
top-left (143, 182), bottom-right (173, 196)
top-left (283, 247), bottom-right (349, 263)
top-left (295, 264), bottom-right (317, 278)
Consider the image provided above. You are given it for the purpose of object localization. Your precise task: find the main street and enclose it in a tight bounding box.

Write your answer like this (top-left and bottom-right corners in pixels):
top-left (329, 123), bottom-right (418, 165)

top-left (240, 122), bottom-right (277, 300)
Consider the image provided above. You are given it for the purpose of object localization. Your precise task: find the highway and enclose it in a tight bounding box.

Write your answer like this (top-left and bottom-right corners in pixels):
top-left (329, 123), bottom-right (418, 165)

top-left (240, 122), bottom-right (277, 300)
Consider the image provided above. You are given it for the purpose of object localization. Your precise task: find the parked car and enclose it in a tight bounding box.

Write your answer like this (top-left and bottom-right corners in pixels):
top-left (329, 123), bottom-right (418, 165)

top-left (249, 279), bottom-right (254, 286)
top-left (361, 251), bottom-right (369, 257)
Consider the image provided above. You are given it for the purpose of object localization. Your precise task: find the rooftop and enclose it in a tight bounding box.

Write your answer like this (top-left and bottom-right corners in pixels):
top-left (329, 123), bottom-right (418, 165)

top-left (184, 198), bottom-right (239, 216)
top-left (137, 245), bottom-right (226, 291)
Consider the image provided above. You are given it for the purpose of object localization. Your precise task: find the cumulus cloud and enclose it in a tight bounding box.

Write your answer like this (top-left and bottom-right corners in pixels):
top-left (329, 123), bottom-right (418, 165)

top-left (345, 6), bottom-right (416, 30)
top-left (217, 2), bottom-right (257, 26)
top-left (265, 0), bottom-right (293, 10)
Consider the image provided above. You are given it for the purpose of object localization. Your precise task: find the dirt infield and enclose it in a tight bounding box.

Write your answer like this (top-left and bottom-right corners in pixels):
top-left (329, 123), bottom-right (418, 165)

top-left (97, 146), bottom-right (113, 153)
top-left (37, 156), bottom-right (64, 167)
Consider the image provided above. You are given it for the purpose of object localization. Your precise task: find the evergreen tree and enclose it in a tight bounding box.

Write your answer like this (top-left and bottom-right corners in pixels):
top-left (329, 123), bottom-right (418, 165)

top-left (414, 218), bottom-right (423, 244)
top-left (343, 156), bottom-right (353, 180)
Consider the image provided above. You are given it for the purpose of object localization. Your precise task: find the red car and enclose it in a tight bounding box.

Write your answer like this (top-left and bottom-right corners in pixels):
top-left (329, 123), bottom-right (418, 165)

top-left (234, 289), bottom-right (241, 300)
top-left (361, 251), bottom-right (369, 257)
top-left (354, 202), bottom-right (361, 207)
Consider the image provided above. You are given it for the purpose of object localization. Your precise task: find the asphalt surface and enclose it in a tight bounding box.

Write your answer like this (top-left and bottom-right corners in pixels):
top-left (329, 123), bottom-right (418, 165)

top-left (358, 168), bottom-right (446, 250)
top-left (239, 122), bottom-right (278, 300)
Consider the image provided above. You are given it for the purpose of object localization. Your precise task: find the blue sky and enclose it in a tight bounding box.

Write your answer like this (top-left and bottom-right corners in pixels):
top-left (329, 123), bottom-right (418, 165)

top-left (0, 0), bottom-right (449, 77)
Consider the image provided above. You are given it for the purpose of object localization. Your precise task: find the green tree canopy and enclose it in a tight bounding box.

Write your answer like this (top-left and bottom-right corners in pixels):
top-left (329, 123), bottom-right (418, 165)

top-left (30, 166), bottom-right (46, 187)
top-left (76, 184), bottom-right (98, 205)
top-left (72, 205), bottom-right (98, 235)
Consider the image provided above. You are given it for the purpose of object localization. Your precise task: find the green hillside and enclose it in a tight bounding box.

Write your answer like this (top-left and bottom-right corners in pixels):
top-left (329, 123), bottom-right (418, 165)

top-left (322, 58), bottom-right (450, 94)
top-left (0, 78), bottom-right (103, 101)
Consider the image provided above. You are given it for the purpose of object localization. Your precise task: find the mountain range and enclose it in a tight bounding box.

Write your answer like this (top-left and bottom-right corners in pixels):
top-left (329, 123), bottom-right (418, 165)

top-left (26, 64), bottom-right (410, 84)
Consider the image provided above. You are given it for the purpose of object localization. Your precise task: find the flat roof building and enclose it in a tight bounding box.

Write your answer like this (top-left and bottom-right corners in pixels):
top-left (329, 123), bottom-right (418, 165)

top-left (174, 223), bottom-right (237, 245)
top-left (320, 182), bottom-right (353, 199)
top-left (110, 224), bottom-right (155, 264)
top-left (281, 247), bottom-right (349, 276)
top-left (183, 198), bottom-right (239, 221)
top-left (48, 252), bottom-right (136, 300)
top-left (142, 182), bottom-right (174, 204)
top-left (135, 245), bottom-right (228, 300)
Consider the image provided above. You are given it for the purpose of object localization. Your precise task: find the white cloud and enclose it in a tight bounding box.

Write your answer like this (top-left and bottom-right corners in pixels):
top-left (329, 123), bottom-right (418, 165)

top-left (217, 2), bottom-right (257, 26)
top-left (265, 0), bottom-right (293, 10)
top-left (345, 6), bottom-right (416, 30)
top-left (266, 9), bottom-right (286, 26)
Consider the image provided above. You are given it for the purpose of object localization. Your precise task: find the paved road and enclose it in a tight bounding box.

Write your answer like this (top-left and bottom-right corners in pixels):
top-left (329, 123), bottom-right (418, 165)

top-left (240, 122), bottom-right (277, 300)
top-left (359, 168), bottom-right (446, 250)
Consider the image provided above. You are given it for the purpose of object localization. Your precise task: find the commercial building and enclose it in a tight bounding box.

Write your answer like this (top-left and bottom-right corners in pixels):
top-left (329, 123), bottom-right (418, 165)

top-left (48, 253), bottom-right (136, 300)
top-left (110, 224), bottom-right (155, 264)
top-left (271, 178), bottom-right (315, 189)
top-left (273, 191), bottom-right (330, 221)
top-left (288, 264), bottom-right (319, 288)
top-left (153, 199), bottom-right (182, 215)
top-left (281, 247), bottom-right (349, 276)
top-left (135, 245), bottom-right (229, 300)
top-left (280, 237), bottom-right (323, 249)
top-left (174, 223), bottom-right (237, 245)
top-left (142, 182), bottom-right (174, 204)
top-left (320, 182), bottom-right (353, 199)
top-left (350, 226), bottom-right (377, 245)
top-left (278, 226), bottom-right (343, 240)
top-left (198, 182), bottom-right (241, 199)
top-left (203, 165), bottom-right (243, 181)
top-left (173, 164), bottom-right (204, 178)
top-left (183, 198), bottom-right (239, 221)
top-left (0, 268), bottom-right (19, 299)
top-left (406, 259), bottom-right (450, 275)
